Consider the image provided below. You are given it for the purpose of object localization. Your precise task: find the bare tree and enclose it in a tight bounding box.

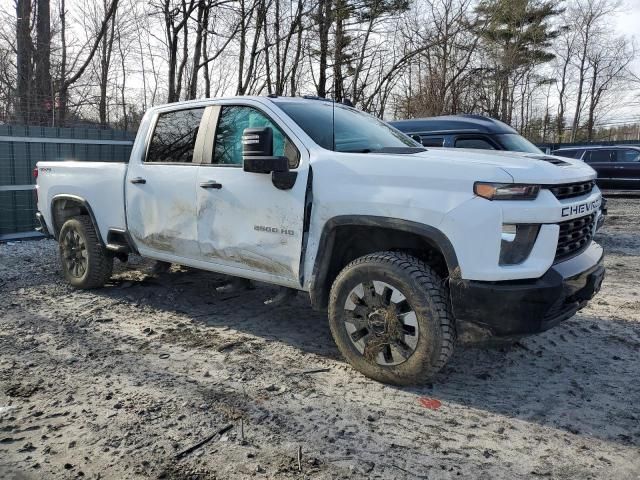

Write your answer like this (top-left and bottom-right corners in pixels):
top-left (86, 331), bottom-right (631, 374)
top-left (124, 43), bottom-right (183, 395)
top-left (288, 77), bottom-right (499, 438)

top-left (56, 0), bottom-right (120, 125)
top-left (568, 0), bottom-right (619, 141)
top-left (584, 34), bottom-right (635, 140)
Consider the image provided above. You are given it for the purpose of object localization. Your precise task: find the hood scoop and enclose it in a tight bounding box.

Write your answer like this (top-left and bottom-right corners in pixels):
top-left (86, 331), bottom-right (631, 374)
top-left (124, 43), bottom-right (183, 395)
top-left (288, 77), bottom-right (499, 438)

top-left (526, 154), bottom-right (570, 166)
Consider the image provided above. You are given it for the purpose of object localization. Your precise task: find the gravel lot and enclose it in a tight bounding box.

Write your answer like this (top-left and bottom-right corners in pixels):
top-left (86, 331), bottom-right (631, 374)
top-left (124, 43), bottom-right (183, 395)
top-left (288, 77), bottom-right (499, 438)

top-left (1, 198), bottom-right (639, 480)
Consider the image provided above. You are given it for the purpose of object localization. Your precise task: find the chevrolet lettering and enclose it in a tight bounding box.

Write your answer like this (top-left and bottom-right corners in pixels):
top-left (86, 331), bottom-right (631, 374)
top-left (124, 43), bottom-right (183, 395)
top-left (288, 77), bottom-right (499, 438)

top-left (561, 199), bottom-right (601, 218)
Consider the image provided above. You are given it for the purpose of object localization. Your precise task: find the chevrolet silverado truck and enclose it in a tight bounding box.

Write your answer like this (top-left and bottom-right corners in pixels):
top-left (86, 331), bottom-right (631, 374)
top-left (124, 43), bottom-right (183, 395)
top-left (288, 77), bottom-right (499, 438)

top-left (35, 96), bottom-right (605, 385)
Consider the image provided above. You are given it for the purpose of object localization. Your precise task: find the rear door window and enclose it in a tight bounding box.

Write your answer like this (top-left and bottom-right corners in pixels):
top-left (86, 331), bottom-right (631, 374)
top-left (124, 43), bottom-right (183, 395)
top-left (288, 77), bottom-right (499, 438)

top-left (146, 108), bottom-right (205, 163)
top-left (420, 136), bottom-right (444, 147)
top-left (553, 149), bottom-right (580, 159)
top-left (454, 137), bottom-right (496, 150)
top-left (584, 150), bottom-right (613, 163)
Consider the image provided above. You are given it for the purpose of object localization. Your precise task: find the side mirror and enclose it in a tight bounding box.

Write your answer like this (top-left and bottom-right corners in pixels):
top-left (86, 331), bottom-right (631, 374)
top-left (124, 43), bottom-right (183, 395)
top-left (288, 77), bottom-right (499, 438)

top-left (242, 127), bottom-right (289, 174)
top-left (410, 134), bottom-right (423, 144)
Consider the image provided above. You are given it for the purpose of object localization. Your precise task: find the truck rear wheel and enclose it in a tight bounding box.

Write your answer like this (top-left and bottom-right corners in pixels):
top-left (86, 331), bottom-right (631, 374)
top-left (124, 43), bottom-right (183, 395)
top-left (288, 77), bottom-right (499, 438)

top-left (328, 251), bottom-right (455, 385)
top-left (58, 216), bottom-right (113, 289)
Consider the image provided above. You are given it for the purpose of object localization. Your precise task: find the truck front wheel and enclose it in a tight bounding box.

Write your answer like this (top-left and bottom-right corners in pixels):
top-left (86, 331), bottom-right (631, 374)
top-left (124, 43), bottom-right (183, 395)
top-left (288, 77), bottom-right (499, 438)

top-left (58, 216), bottom-right (113, 289)
top-left (328, 251), bottom-right (455, 385)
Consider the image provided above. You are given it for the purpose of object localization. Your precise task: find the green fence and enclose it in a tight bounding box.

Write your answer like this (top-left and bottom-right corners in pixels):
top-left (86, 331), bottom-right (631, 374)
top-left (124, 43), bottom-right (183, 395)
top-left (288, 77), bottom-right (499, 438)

top-left (0, 125), bottom-right (135, 240)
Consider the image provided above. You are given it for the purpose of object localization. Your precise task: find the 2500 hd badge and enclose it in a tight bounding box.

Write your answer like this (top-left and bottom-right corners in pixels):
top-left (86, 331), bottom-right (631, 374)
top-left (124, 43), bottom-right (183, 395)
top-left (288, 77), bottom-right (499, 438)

top-left (561, 199), bottom-right (601, 218)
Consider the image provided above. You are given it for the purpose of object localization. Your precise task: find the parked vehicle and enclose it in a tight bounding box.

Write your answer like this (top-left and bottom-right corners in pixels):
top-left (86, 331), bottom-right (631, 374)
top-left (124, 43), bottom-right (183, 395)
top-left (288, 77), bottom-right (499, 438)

top-left (389, 114), bottom-right (543, 153)
top-left (35, 96), bottom-right (605, 385)
top-left (552, 145), bottom-right (640, 190)
top-left (391, 114), bottom-right (609, 219)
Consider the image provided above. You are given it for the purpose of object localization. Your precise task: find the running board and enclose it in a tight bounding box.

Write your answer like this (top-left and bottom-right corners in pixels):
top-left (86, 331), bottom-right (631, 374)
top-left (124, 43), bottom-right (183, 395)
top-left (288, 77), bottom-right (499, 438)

top-left (106, 228), bottom-right (137, 254)
top-left (106, 242), bottom-right (130, 253)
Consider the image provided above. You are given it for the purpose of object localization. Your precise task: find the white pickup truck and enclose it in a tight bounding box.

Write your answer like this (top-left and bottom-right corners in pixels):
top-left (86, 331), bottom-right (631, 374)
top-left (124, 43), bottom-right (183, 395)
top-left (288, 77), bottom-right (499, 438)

top-left (35, 96), bottom-right (605, 385)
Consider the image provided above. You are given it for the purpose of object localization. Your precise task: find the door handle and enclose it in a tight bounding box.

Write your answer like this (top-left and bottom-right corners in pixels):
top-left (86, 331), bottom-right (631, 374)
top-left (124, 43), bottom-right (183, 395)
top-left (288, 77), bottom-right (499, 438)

top-left (200, 180), bottom-right (222, 189)
top-left (130, 177), bottom-right (146, 184)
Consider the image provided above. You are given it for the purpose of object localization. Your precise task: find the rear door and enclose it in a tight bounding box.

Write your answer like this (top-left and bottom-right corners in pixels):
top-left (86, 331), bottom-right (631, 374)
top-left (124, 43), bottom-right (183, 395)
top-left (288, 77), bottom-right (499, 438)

top-left (583, 149), bottom-right (614, 186)
top-left (195, 101), bottom-right (310, 287)
top-left (125, 106), bottom-right (208, 260)
top-left (611, 149), bottom-right (640, 190)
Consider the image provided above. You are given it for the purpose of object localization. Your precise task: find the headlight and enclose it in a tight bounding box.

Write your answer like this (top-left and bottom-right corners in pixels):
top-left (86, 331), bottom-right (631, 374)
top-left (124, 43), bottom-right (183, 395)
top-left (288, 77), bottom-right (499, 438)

top-left (500, 224), bottom-right (540, 265)
top-left (474, 182), bottom-right (540, 200)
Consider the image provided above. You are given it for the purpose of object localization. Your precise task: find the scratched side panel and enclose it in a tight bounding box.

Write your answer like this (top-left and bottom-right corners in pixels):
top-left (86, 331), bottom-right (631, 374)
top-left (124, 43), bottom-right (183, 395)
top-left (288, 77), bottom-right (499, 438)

top-left (195, 164), bottom-right (309, 285)
top-left (126, 164), bottom-right (200, 260)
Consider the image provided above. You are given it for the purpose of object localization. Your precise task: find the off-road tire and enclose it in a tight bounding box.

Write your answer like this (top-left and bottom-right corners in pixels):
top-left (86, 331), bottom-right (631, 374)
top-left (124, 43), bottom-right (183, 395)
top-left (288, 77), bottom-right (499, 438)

top-left (58, 216), bottom-right (113, 289)
top-left (328, 251), bottom-right (455, 385)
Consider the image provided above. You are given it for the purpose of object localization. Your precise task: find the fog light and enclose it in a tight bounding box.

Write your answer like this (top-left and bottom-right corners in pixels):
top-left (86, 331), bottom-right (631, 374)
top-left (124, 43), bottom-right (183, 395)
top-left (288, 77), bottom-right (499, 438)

top-left (499, 224), bottom-right (540, 265)
top-left (501, 224), bottom-right (517, 242)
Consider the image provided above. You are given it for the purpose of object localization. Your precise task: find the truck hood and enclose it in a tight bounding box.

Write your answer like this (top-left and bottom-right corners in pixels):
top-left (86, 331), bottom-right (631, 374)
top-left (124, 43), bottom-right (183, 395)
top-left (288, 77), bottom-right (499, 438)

top-left (417, 148), bottom-right (597, 184)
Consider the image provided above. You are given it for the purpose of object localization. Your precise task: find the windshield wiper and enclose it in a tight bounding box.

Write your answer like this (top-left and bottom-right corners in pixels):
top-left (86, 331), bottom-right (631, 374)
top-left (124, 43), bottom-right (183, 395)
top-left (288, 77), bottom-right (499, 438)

top-left (339, 147), bottom-right (426, 154)
top-left (340, 148), bottom-right (372, 153)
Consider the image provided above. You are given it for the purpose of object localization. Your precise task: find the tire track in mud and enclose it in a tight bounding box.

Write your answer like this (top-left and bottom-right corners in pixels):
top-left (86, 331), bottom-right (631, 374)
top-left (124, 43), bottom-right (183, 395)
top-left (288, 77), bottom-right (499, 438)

top-left (1, 198), bottom-right (640, 479)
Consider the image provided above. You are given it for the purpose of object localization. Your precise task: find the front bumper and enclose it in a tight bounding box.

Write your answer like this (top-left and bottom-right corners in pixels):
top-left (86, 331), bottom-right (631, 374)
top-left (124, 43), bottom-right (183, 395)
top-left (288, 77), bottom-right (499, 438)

top-left (450, 242), bottom-right (604, 340)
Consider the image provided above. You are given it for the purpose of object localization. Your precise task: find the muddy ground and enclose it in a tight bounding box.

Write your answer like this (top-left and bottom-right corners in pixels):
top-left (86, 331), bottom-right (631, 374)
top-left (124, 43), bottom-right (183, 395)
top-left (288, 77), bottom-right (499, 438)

top-left (1, 197), bottom-right (639, 480)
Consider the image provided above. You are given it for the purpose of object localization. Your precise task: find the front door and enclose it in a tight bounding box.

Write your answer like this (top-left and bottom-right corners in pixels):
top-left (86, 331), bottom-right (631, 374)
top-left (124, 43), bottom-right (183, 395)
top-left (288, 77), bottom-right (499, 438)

top-left (125, 106), bottom-right (208, 260)
top-left (583, 149), bottom-right (614, 188)
top-left (612, 149), bottom-right (640, 190)
top-left (195, 102), bottom-right (309, 287)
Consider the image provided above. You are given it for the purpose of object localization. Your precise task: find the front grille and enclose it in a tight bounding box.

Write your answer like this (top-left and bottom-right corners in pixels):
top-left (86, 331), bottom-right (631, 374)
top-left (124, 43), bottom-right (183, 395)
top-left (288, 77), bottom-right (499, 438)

top-left (547, 180), bottom-right (595, 200)
top-left (555, 213), bottom-right (596, 262)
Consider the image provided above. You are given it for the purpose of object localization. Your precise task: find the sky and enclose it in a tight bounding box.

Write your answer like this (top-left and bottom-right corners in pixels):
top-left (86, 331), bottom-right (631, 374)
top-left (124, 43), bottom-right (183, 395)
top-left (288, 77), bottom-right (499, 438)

top-left (604, 0), bottom-right (640, 123)
top-left (617, 0), bottom-right (640, 38)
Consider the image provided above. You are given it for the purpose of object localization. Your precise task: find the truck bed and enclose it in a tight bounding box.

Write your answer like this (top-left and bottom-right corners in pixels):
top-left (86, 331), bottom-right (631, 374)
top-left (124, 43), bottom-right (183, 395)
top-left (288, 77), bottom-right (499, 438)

top-left (36, 161), bottom-right (128, 241)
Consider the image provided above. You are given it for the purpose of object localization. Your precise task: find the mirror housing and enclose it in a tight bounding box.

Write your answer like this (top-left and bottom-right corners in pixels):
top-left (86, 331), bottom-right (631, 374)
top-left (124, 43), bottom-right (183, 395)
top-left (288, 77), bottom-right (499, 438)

top-left (242, 127), bottom-right (289, 174)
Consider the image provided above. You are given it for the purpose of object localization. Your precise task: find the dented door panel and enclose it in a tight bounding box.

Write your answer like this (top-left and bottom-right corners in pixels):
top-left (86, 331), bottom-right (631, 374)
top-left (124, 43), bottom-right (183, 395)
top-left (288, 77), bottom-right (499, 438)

top-left (195, 100), bottom-right (309, 286)
top-left (196, 165), bottom-right (309, 284)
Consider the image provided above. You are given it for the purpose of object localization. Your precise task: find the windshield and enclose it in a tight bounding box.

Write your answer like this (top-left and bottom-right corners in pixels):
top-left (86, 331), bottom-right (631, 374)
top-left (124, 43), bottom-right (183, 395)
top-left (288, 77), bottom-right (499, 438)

top-left (277, 101), bottom-right (424, 153)
top-left (495, 133), bottom-right (542, 154)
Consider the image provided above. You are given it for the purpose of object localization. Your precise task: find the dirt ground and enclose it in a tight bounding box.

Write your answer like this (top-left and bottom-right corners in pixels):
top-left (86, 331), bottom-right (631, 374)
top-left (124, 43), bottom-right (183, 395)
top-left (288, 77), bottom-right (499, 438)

top-left (1, 197), bottom-right (639, 480)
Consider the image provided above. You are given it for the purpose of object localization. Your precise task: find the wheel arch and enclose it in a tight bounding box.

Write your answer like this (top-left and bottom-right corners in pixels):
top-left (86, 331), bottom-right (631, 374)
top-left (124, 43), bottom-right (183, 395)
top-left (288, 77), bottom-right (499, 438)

top-left (309, 215), bottom-right (459, 310)
top-left (50, 194), bottom-right (104, 245)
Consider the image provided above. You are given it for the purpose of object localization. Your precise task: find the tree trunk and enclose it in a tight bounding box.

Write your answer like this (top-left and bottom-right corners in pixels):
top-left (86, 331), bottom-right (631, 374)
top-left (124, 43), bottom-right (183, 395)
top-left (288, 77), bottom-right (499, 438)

top-left (99, 1), bottom-right (117, 126)
top-left (289, 0), bottom-right (303, 96)
top-left (316, 0), bottom-right (331, 97)
top-left (16, 0), bottom-right (33, 124)
top-left (571, 38), bottom-right (589, 142)
top-left (188, 1), bottom-right (207, 100)
top-left (35, 0), bottom-right (52, 125)
top-left (58, 0), bottom-right (67, 126)
top-left (333, 0), bottom-right (346, 102)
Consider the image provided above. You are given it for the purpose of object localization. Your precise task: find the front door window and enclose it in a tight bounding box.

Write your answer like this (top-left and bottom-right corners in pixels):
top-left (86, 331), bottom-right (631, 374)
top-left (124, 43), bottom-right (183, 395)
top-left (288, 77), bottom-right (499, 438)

top-left (213, 106), bottom-right (299, 168)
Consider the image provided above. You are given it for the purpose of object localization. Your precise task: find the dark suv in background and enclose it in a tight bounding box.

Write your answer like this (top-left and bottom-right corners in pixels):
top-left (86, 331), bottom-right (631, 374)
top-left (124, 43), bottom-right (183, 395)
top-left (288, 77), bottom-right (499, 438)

top-left (552, 146), bottom-right (640, 190)
top-left (389, 114), bottom-right (544, 154)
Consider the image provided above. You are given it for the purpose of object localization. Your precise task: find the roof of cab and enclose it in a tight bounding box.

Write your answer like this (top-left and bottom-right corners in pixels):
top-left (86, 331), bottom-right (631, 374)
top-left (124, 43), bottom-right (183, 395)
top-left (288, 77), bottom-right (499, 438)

top-left (554, 145), bottom-right (640, 151)
top-left (389, 114), bottom-right (518, 135)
